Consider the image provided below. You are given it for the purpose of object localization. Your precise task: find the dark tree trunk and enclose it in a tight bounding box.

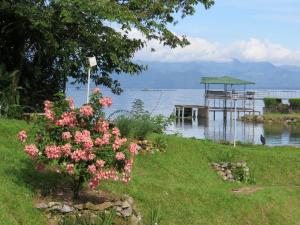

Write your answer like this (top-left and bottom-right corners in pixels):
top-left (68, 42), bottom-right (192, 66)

top-left (72, 175), bottom-right (84, 200)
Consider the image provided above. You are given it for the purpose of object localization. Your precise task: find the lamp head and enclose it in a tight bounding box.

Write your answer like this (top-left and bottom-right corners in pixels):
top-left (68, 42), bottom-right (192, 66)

top-left (87, 56), bottom-right (97, 67)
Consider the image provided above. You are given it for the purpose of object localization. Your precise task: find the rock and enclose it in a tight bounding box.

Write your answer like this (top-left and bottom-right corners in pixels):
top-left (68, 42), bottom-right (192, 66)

top-left (120, 207), bottom-right (132, 217)
top-left (217, 171), bottom-right (225, 177)
top-left (121, 201), bottom-right (131, 209)
top-left (74, 204), bottom-right (84, 210)
top-left (131, 214), bottom-right (140, 225)
top-left (227, 174), bottom-right (234, 179)
top-left (114, 200), bottom-right (123, 206)
top-left (35, 202), bottom-right (48, 209)
top-left (116, 206), bottom-right (123, 212)
top-left (221, 162), bottom-right (229, 167)
top-left (84, 201), bottom-right (113, 211)
top-left (48, 202), bottom-right (61, 207)
top-left (126, 196), bottom-right (134, 205)
top-left (84, 202), bottom-right (97, 210)
top-left (95, 202), bottom-right (113, 211)
top-left (225, 170), bottom-right (232, 175)
top-left (49, 204), bottom-right (63, 211)
top-left (61, 204), bottom-right (74, 213)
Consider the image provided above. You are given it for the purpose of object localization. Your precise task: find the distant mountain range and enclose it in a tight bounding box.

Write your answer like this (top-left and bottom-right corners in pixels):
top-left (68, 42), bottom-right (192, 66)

top-left (113, 60), bottom-right (300, 89)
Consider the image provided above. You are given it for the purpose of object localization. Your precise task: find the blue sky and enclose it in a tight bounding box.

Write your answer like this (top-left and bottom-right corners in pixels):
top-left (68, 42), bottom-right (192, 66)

top-left (135, 0), bottom-right (300, 66)
top-left (172, 0), bottom-right (300, 48)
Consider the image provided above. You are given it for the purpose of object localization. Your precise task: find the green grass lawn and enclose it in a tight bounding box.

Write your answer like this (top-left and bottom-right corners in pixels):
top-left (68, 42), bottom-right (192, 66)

top-left (1, 119), bottom-right (300, 225)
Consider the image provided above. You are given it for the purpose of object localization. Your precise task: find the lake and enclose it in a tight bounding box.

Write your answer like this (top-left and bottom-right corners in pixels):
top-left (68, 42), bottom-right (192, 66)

top-left (67, 87), bottom-right (300, 147)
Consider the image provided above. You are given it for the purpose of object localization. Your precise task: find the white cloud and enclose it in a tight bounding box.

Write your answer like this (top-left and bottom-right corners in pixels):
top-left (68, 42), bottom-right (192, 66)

top-left (132, 31), bottom-right (300, 65)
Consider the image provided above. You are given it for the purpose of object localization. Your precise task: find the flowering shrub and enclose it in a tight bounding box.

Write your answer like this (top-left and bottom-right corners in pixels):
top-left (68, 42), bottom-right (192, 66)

top-left (18, 89), bottom-right (138, 199)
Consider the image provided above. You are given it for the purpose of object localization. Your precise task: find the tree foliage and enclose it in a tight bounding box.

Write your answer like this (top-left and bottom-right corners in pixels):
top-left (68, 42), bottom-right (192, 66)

top-left (0, 0), bottom-right (214, 109)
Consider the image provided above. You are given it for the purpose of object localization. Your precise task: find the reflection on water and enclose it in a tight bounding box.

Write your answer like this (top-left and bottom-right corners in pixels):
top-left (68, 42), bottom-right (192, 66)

top-left (67, 88), bottom-right (300, 147)
top-left (172, 111), bottom-right (263, 145)
top-left (172, 112), bottom-right (300, 146)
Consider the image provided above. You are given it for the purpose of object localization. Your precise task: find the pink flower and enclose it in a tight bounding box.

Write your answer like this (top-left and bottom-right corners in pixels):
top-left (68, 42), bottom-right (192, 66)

top-left (112, 127), bottom-right (120, 136)
top-left (96, 160), bottom-right (105, 168)
top-left (115, 152), bottom-right (125, 161)
top-left (101, 121), bottom-right (110, 133)
top-left (55, 112), bottom-right (77, 127)
top-left (124, 159), bottom-right (133, 173)
top-left (129, 143), bottom-right (138, 155)
top-left (70, 149), bottom-right (92, 162)
top-left (95, 138), bottom-right (104, 146)
top-left (89, 177), bottom-right (99, 189)
top-left (66, 164), bottom-right (74, 174)
top-left (45, 145), bottom-right (61, 159)
top-left (103, 133), bottom-right (111, 143)
top-left (92, 87), bottom-right (101, 94)
top-left (66, 97), bottom-right (75, 110)
top-left (88, 164), bottom-right (97, 174)
top-left (61, 143), bottom-right (72, 156)
top-left (45, 109), bottom-right (55, 121)
top-left (122, 173), bottom-right (131, 184)
top-left (113, 137), bottom-right (127, 150)
top-left (74, 131), bottom-right (84, 144)
top-left (86, 153), bottom-right (96, 161)
top-left (62, 131), bottom-right (72, 141)
top-left (99, 97), bottom-right (112, 107)
top-left (83, 139), bottom-right (93, 150)
top-left (24, 144), bottom-right (39, 158)
top-left (44, 100), bottom-right (55, 121)
top-left (82, 130), bottom-right (91, 138)
top-left (44, 100), bottom-right (53, 110)
top-left (18, 130), bottom-right (27, 143)
top-left (80, 105), bottom-right (93, 117)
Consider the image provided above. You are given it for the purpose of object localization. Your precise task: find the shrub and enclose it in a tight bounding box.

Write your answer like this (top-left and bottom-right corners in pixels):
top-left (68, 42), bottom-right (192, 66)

top-left (131, 115), bottom-right (154, 140)
top-left (152, 136), bottom-right (168, 152)
top-left (114, 115), bottom-right (132, 137)
top-left (263, 98), bottom-right (281, 108)
top-left (289, 98), bottom-right (300, 109)
top-left (17, 88), bottom-right (138, 199)
top-left (114, 99), bottom-right (172, 140)
top-left (151, 114), bottom-right (172, 134)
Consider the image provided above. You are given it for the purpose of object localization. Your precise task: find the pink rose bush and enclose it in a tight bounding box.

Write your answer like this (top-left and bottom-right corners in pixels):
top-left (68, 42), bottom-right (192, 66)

top-left (18, 89), bottom-right (137, 199)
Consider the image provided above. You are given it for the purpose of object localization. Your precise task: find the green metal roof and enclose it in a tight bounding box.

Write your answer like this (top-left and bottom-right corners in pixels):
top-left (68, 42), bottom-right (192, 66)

top-left (201, 76), bottom-right (255, 85)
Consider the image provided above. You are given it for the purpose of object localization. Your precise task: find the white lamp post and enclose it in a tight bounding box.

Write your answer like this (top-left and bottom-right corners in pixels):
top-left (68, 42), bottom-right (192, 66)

top-left (86, 56), bottom-right (97, 103)
top-left (233, 93), bottom-right (238, 148)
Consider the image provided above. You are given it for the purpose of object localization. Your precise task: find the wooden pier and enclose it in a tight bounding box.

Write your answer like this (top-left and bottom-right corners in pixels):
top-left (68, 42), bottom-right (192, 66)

top-left (175, 76), bottom-right (260, 119)
top-left (175, 105), bottom-right (260, 119)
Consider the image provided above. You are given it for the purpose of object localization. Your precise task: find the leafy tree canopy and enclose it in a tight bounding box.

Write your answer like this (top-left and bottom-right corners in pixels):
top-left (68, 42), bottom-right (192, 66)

top-left (0, 0), bottom-right (214, 109)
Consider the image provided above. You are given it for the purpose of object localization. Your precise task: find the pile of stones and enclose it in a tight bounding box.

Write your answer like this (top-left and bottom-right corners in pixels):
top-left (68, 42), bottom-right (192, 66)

top-left (211, 161), bottom-right (250, 182)
top-left (136, 140), bottom-right (153, 154)
top-left (35, 195), bottom-right (141, 225)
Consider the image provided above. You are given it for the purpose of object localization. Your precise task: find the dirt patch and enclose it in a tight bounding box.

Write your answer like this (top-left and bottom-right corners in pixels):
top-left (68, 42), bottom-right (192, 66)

top-left (231, 187), bottom-right (262, 194)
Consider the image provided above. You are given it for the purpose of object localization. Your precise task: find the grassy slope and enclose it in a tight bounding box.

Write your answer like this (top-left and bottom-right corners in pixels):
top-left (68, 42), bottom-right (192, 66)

top-left (106, 137), bottom-right (300, 225)
top-left (0, 119), bottom-right (300, 225)
top-left (0, 119), bottom-right (45, 225)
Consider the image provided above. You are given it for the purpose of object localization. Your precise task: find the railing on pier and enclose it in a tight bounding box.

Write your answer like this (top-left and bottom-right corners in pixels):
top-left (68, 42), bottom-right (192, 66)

top-left (205, 90), bottom-right (255, 100)
top-left (254, 90), bottom-right (300, 100)
top-left (206, 89), bottom-right (300, 100)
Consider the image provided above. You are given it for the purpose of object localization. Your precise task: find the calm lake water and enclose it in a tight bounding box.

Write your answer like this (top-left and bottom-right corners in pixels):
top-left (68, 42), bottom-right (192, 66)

top-left (67, 87), bottom-right (300, 147)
